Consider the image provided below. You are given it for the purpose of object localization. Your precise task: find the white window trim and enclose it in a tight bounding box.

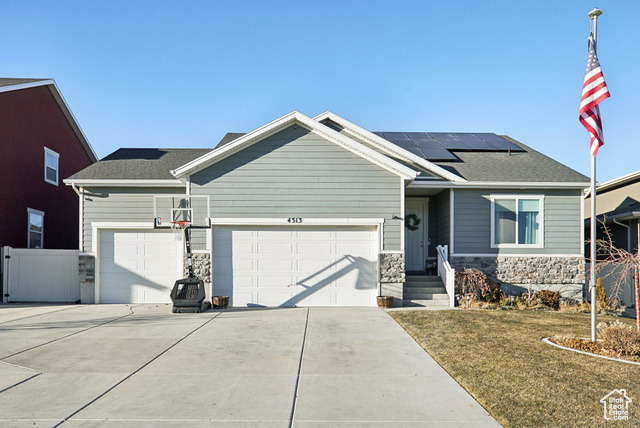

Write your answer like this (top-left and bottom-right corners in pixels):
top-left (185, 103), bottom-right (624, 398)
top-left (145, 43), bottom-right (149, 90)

top-left (490, 194), bottom-right (544, 249)
top-left (27, 208), bottom-right (45, 249)
top-left (44, 147), bottom-right (60, 186)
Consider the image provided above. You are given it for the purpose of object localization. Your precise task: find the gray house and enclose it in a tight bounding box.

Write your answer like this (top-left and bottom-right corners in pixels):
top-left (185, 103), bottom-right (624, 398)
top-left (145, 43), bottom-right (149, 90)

top-left (65, 111), bottom-right (589, 307)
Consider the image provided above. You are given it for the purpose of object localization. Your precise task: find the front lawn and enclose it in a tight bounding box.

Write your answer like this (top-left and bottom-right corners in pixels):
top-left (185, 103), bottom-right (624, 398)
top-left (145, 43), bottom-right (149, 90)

top-left (390, 310), bottom-right (639, 427)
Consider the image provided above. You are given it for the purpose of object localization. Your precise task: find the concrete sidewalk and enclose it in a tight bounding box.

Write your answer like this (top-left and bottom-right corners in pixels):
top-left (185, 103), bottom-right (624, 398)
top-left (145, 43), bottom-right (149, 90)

top-left (0, 304), bottom-right (499, 427)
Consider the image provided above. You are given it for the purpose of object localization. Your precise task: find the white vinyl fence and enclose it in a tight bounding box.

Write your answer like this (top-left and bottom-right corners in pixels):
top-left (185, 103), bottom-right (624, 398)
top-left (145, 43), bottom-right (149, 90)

top-left (1, 247), bottom-right (80, 303)
top-left (586, 262), bottom-right (636, 307)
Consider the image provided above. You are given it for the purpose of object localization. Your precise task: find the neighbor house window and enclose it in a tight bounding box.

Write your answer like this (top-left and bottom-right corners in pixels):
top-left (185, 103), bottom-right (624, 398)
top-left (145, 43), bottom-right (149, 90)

top-left (44, 147), bottom-right (59, 185)
top-left (491, 196), bottom-right (543, 247)
top-left (27, 208), bottom-right (44, 249)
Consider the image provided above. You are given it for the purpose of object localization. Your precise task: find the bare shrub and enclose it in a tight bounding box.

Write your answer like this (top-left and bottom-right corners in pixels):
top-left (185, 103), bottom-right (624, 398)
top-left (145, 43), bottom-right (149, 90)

top-left (455, 268), bottom-right (503, 303)
top-left (597, 321), bottom-right (640, 357)
top-left (533, 290), bottom-right (561, 310)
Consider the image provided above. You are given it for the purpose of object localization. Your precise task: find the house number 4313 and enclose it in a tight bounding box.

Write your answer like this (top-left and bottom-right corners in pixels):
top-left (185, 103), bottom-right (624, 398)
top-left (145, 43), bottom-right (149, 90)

top-left (287, 218), bottom-right (302, 223)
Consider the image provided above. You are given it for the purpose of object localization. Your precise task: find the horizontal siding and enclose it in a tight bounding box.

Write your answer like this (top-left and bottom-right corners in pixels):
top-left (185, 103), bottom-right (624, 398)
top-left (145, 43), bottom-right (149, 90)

top-left (191, 125), bottom-right (402, 251)
top-left (453, 189), bottom-right (583, 255)
top-left (82, 187), bottom-right (185, 252)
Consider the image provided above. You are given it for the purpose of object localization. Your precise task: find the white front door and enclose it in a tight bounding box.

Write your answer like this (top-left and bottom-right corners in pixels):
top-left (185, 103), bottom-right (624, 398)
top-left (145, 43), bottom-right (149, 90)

top-left (404, 201), bottom-right (427, 271)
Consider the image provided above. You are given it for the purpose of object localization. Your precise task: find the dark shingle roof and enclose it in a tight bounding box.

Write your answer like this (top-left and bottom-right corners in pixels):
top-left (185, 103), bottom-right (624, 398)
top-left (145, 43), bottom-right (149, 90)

top-left (68, 133), bottom-right (588, 184)
top-left (430, 137), bottom-right (589, 183)
top-left (216, 133), bottom-right (246, 148)
top-left (66, 148), bottom-right (211, 180)
top-left (0, 78), bottom-right (48, 88)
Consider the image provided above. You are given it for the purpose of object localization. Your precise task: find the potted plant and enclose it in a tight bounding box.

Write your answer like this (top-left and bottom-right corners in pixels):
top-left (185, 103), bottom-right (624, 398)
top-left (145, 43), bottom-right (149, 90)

top-left (376, 295), bottom-right (394, 308)
top-left (213, 296), bottom-right (229, 309)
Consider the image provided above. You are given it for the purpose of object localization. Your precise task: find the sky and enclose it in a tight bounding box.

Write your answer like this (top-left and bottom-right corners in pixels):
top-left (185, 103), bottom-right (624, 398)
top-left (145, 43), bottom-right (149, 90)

top-left (2, 0), bottom-right (638, 183)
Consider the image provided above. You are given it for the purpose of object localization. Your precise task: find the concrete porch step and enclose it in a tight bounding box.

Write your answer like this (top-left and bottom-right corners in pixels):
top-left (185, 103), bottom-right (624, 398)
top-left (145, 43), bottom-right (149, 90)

top-left (404, 299), bottom-right (451, 307)
top-left (403, 291), bottom-right (449, 300)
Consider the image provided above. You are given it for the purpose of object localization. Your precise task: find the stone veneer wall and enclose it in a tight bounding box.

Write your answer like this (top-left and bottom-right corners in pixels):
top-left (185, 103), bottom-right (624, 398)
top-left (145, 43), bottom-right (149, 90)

top-left (379, 253), bottom-right (405, 306)
top-left (450, 256), bottom-right (586, 299)
top-left (79, 254), bottom-right (95, 304)
top-left (184, 253), bottom-right (211, 284)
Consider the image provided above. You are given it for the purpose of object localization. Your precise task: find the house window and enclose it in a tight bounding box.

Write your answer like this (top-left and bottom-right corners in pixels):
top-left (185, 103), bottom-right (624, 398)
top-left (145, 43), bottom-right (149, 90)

top-left (44, 147), bottom-right (59, 185)
top-left (27, 208), bottom-right (44, 249)
top-left (491, 196), bottom-right (543, 248)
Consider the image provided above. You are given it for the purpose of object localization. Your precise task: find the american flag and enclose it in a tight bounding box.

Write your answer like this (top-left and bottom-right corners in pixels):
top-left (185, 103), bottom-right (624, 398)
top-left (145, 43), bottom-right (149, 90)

top-left (579, 33), bottom-right (610, 156)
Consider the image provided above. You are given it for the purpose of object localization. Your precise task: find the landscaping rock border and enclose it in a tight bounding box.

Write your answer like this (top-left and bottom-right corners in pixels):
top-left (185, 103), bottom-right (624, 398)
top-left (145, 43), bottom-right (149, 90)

top-left (542, 337), bottom-right (640, 366)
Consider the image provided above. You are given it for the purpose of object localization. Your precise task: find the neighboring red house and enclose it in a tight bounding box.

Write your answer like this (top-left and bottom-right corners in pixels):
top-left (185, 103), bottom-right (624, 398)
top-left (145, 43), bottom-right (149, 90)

top-left (0, 78), bottom-right (97, 249)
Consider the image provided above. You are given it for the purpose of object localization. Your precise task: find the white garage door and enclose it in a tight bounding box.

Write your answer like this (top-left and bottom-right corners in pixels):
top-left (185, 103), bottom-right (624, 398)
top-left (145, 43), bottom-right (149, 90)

top-left (99, 230), bottom-right (183, 303)
top-left (213, 226), bottom-right (378, 307)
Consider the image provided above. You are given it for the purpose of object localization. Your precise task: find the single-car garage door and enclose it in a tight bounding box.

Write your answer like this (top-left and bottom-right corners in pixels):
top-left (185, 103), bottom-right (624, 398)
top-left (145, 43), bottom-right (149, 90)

top-left (99, 230), bottom-right (183, 303)
top-left (213, 226), bottom-right (378, 307)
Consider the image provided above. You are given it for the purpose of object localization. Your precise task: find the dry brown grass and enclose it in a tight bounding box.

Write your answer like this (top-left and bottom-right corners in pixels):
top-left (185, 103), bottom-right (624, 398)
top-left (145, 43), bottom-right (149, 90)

top-left (390, 310), bottom-right (640, 427)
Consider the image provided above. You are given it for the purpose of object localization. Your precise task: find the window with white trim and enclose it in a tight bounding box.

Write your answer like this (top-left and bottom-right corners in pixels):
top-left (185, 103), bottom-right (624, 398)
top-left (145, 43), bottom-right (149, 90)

top-left (491, 196), bottom-right (543, 248)
top-left (44, 147), bottom-right (59, 185)
top-left (27, 208), bottom-right (44, 249)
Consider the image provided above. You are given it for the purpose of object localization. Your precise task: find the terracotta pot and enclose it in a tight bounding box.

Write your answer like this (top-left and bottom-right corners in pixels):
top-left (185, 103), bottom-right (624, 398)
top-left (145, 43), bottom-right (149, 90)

top-left (376, 296), bottom-right (394, 308)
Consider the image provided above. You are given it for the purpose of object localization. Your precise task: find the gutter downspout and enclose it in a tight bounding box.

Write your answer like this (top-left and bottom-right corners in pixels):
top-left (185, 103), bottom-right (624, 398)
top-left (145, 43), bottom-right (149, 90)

top-left (612, 219), bottom-right (631, 252)
top-left (71, 184), bottom-right (84, 250)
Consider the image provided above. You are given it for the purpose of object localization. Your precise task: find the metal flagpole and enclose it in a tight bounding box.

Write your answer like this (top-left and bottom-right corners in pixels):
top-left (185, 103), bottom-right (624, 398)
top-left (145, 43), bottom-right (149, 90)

top-left (588, 7), bottom-right (603, 342)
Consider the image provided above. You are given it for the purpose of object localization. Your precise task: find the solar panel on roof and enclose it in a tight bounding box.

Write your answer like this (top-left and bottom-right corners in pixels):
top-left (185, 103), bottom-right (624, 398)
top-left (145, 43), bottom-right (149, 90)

top-left (453, 133), bottom-right (495, 150)
top-left (473, 133), bottom-right (524, 151)
top-left (420, 148), bottom-right (458, 161)
top-left (428, 133), bottom-right (470, 150)
top-left (405, 132), bottom-right (443, 149)
top-left (381, 132), bottom-right (412, 142)
top-left (383, 136), bottom-right (424, 157)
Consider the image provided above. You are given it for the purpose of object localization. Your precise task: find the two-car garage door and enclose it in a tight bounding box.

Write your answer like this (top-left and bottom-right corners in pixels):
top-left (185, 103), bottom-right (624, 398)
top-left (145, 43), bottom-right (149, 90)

top-left (99, 225), bottom-right (378, 306)
top-left (212, 226), bottom-right (378, 307)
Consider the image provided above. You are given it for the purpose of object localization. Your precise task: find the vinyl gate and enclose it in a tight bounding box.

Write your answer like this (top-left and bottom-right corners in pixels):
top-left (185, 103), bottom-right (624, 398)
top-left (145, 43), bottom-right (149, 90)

top-left (1, 247), bottom-right (80, 303)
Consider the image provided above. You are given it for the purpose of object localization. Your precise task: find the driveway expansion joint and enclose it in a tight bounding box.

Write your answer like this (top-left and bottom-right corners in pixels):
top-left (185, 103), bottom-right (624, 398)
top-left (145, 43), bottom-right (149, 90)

top-left (288, 307), bottom-right (309, 428)
top-left (55, 311), bottom-right (223, 427)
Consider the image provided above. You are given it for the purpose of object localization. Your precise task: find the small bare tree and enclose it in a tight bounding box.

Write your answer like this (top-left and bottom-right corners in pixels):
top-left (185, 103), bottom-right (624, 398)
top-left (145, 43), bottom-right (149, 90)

top-left (592, 217), bottom-right (640, 331)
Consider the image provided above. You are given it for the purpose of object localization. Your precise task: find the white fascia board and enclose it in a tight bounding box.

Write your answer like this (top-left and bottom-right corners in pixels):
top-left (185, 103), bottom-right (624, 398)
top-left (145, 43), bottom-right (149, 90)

top-left (172, 111), bottom-right (417, 181)
top-left (210, 217), bottom-right (385, 226)
top-left (48, 81), bottom-right (98, 163)
top-left (63, 179), bottom-right (185, 187)
top-left (313, 111), bottom-right (466, 183)
top-left (0, 79), bottom-right (55, 93)
top-left (596, 169), bottom-right (640, 193)
top-left (409, 181), bottom-right (591, 190)
top-left (0, 80), bottom-right (98, 163)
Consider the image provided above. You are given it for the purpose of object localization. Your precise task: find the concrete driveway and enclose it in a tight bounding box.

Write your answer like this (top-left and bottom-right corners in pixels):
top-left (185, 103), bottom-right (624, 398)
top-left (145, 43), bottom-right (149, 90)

top-left (0, 304), bottom-right (499, 427)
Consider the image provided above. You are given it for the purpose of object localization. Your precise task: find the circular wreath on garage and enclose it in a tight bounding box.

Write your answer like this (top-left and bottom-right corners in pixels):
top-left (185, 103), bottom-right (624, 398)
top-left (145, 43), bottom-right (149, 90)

top-left (405, 213), bottom-right (421, 231)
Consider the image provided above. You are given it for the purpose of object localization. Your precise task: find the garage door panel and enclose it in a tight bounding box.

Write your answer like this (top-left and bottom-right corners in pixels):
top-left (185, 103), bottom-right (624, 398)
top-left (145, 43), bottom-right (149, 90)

top-left (258, 276), bottom-right (296, 287)
top-left (100, 230), bottom-right (181, 304)
top-left (258, 259), bottom-right (293, 271)
top-left (257, 242), bottom-right (293, 255)
top-left (297, 230), bottom-right (333, 238)
top-left (297, 242), bottom-right (332, 255)
top-left (213, 225), bottom-right (378, 307)
top-left (296, 292), bottom-right (333, 306)
top-left (257, 230), bottom-right (293, 239)
top-left (297, 258), bottom-right (335, 272)
top-left (336, 242), bottom-right (375, 255)
top-left (257, 292), bottom-right (297, 306)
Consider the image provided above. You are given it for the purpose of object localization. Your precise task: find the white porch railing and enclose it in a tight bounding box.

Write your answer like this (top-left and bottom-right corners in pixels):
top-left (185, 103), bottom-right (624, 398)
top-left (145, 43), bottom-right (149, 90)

top-left (436, 245), bottom-right (456, 307)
